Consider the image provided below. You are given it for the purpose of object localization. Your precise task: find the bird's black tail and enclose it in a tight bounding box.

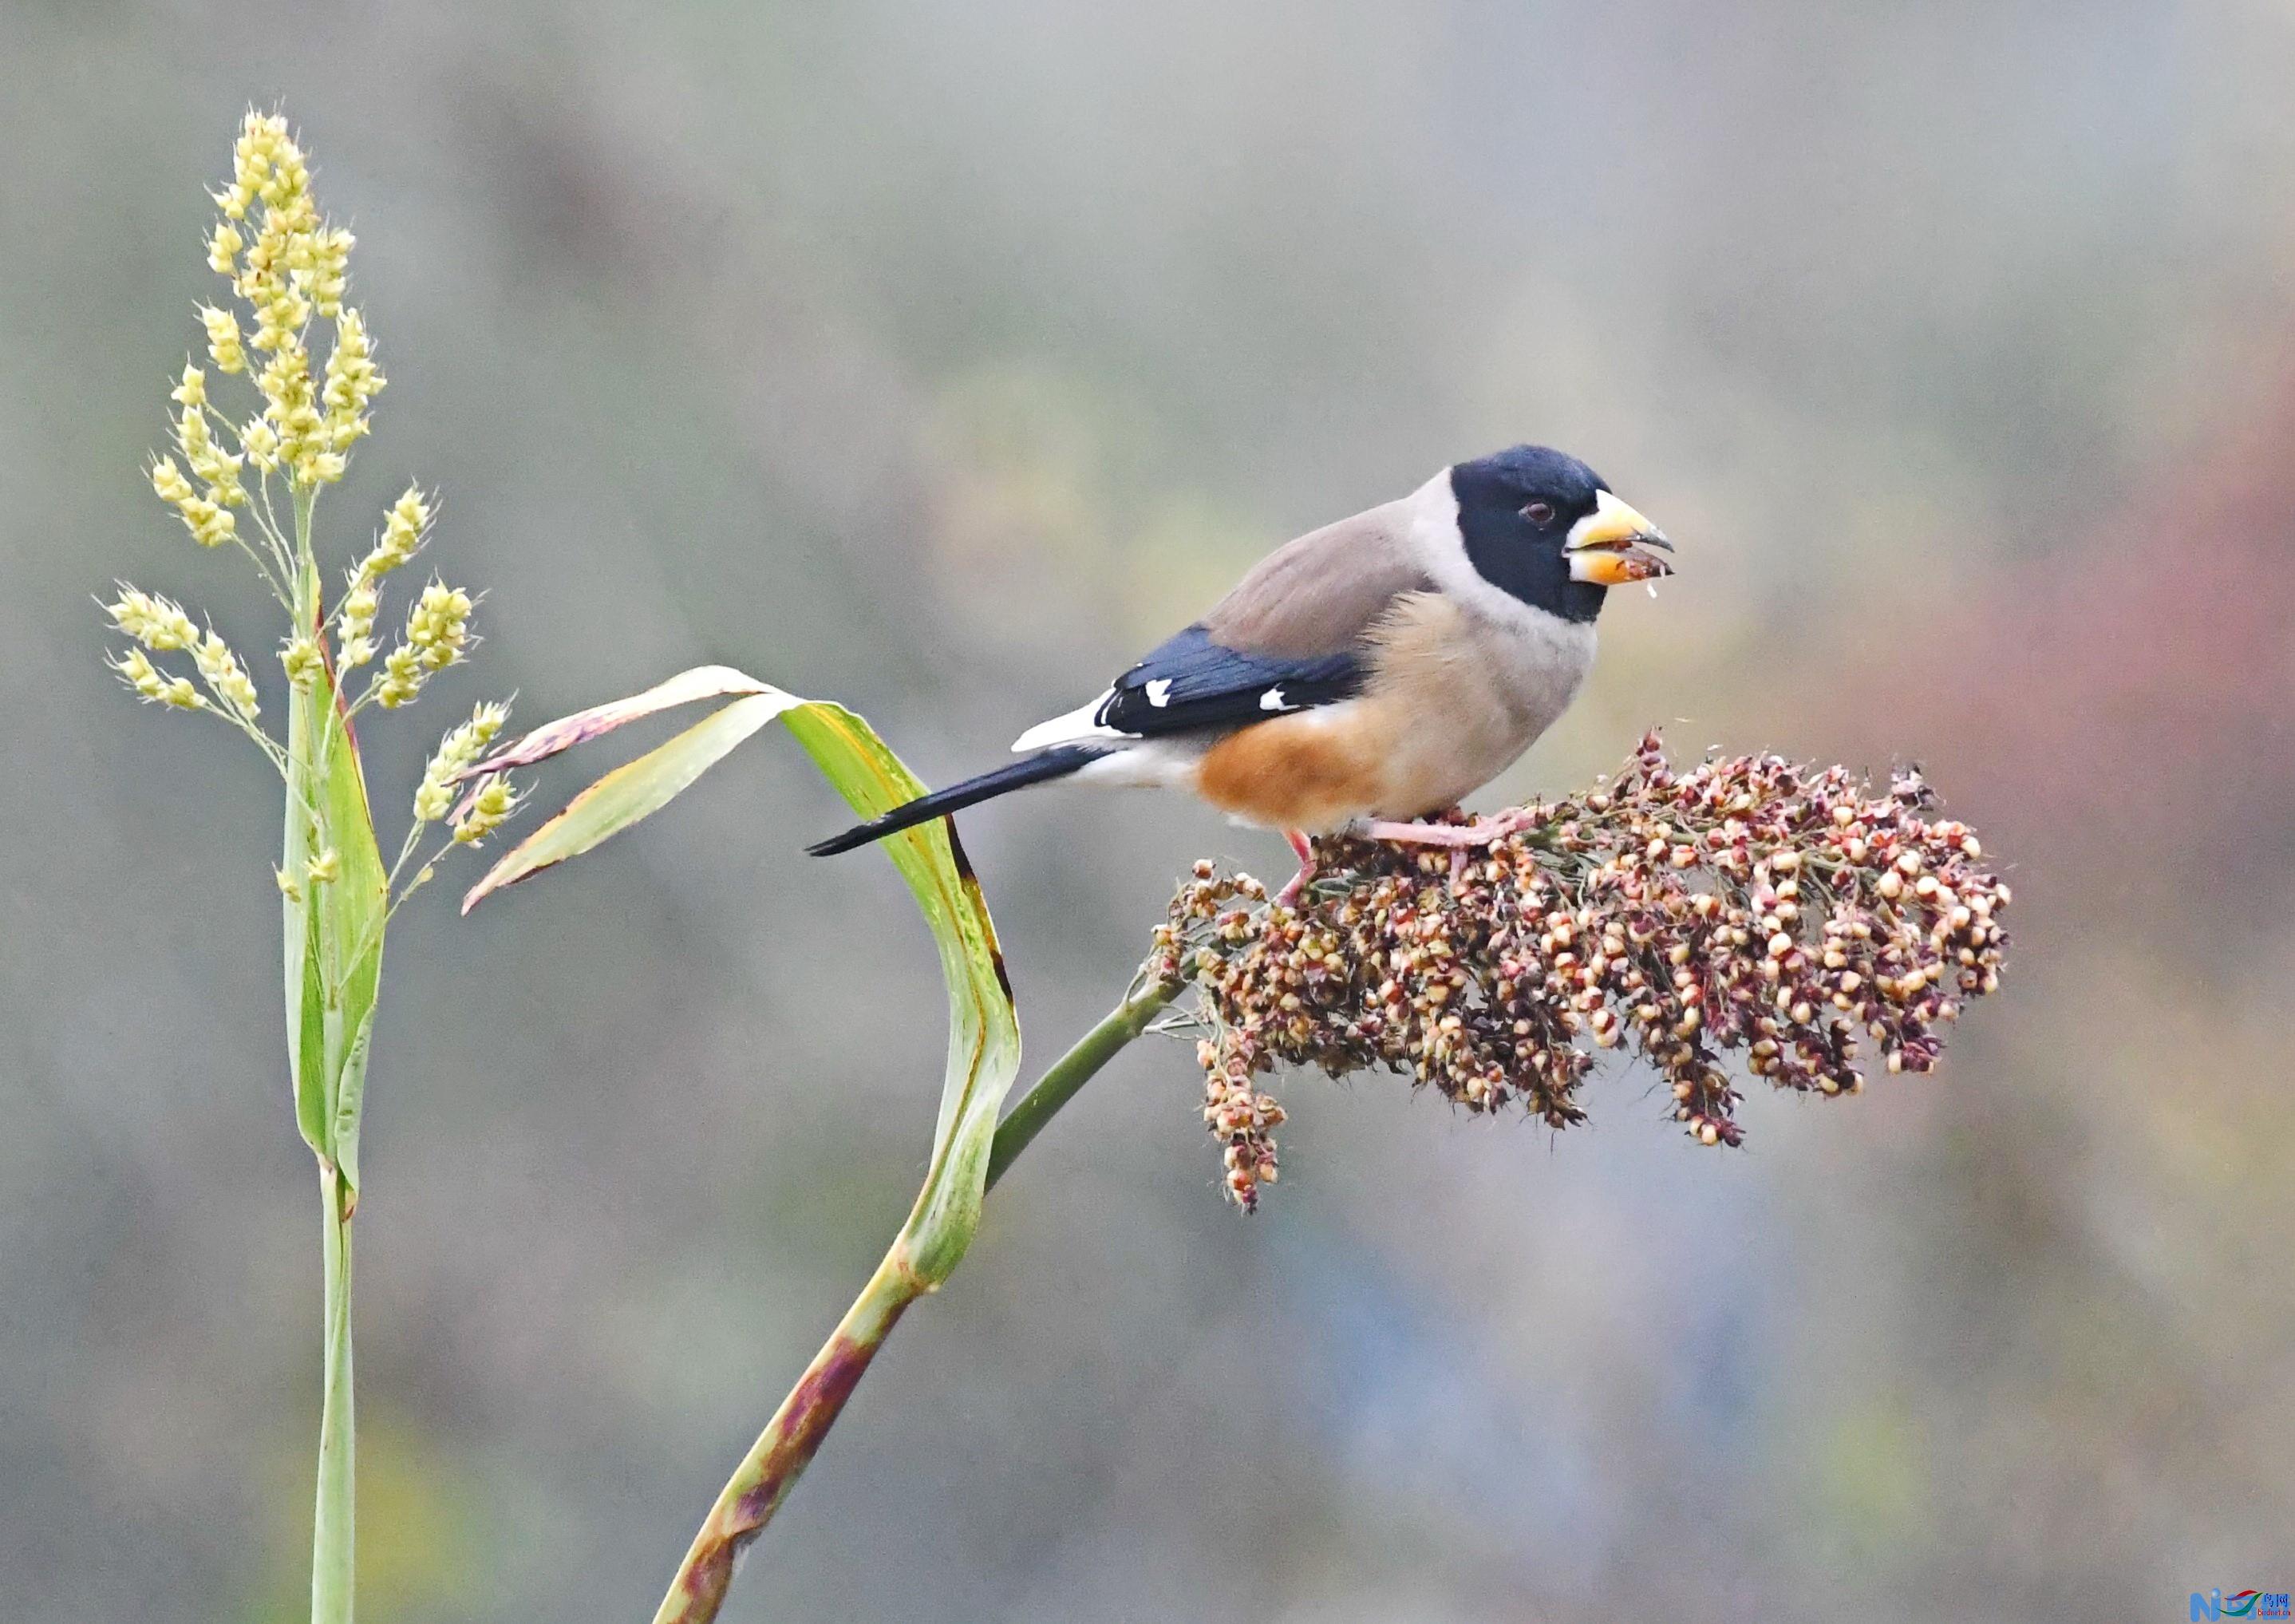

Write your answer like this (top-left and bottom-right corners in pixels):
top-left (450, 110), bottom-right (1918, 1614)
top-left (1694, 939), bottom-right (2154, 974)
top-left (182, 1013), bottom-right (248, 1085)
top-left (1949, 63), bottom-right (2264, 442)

top-left (806, 745), bottom-right (1104, 856)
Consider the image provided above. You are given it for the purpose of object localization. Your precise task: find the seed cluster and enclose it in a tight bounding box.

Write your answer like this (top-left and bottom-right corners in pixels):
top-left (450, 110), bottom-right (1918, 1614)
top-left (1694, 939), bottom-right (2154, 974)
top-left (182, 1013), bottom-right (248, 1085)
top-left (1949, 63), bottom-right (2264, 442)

top-left (1153, 733), bottom-right (2011, 1209)
top-left (105, 112), bottom-right (522, 902)
top-left (113, 113), bottom-right (500, 758)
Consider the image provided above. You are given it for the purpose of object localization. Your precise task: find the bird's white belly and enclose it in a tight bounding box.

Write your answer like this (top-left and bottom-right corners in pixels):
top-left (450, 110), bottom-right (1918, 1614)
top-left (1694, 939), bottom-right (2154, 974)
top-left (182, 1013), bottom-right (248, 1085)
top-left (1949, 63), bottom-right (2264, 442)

top-left (1073, 740), bottom-right (1208, 790)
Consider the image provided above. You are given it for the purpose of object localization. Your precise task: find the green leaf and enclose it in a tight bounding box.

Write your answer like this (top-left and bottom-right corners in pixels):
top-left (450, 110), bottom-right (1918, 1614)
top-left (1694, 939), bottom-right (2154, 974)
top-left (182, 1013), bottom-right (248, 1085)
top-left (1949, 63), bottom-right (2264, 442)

top-left (458, 692), bottom-right (797, 911)
top-left (332, 1005), bottom-right (377, 1196)
top-left (462, 669), bottom-right (1021, 1281)
top-left (777, 702), bottom-right (1020, 1279)
top-left (282, 658), bottom-right (389, 1188)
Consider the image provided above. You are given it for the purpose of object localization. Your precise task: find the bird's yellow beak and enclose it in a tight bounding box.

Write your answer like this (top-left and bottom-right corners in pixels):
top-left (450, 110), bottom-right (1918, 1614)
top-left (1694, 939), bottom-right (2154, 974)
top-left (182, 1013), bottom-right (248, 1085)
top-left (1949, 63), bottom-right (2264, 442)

top-left (1565, 489), bottom-right (1674, 586)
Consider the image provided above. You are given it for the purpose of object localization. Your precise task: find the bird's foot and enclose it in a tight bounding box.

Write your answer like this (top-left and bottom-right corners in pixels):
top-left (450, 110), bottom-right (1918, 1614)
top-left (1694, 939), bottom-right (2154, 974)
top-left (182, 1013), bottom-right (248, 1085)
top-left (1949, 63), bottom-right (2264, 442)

top-left (1356, 808), bottom-right (1536, 850)
top-left (1274, 828), bottom-right (1317, 907)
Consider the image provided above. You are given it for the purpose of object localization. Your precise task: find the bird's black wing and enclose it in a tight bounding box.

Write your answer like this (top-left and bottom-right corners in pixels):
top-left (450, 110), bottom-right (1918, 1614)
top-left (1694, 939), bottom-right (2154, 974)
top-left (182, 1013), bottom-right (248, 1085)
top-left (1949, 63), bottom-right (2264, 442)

top-left (1091, 624), bottom-right (1366, 738)
top-left (813, 627), bottom-right (1365, 857)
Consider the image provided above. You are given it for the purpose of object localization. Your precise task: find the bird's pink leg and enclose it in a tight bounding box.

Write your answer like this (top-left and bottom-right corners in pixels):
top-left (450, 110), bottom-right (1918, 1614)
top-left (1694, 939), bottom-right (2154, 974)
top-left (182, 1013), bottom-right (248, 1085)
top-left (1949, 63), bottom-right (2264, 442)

top-left (1274, 828), bottom-right (1317, 907)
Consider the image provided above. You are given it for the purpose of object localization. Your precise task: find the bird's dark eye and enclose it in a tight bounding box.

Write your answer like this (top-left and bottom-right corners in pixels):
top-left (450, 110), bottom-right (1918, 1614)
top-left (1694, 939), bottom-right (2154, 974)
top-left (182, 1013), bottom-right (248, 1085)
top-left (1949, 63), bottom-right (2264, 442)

top-left (1521, 500), bottom-right (1555, 525)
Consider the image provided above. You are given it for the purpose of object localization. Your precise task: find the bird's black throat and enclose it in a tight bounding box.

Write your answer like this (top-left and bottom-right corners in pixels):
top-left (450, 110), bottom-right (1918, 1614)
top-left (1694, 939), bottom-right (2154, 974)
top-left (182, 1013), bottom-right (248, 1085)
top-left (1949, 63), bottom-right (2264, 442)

top-left (1448, 458), bottom-right (1608, 624)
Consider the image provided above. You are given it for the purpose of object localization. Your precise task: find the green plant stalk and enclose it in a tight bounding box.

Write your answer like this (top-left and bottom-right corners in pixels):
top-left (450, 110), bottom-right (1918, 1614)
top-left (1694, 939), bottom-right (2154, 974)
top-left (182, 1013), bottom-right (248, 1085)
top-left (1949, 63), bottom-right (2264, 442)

top-left (286, 484), bottom-right (358, 1624)
top-left (986, 975), bottom-right (1180, 1191)
top-left (651, 973), bottom-right (1183, 1624)
top-left (313, 1163), bottom-right (355, 1624)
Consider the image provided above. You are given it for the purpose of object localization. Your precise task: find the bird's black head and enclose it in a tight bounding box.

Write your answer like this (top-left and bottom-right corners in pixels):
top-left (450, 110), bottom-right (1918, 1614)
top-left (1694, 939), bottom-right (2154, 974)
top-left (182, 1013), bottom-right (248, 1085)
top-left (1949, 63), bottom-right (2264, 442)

top-left (1448, 445), bottom-right (1673, 623)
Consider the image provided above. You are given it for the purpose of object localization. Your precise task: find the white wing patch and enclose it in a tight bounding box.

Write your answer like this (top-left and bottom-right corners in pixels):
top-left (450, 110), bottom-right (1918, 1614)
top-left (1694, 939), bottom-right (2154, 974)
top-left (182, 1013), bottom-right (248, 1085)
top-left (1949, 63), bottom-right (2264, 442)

top-left (1259, 686), bottom-right (1289, 711)
top-left (1144, 678), bottom-right (1173, 707)
top-left (1011, 690), bottom-right (1133, 753)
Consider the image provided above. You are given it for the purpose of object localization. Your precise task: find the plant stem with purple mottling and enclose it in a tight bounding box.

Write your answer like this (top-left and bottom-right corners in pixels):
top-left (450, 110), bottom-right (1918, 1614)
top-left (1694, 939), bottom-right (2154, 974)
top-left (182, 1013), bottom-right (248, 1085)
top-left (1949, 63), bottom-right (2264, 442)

top-left (650, 1241), bottom-right (922, 1624)
top-left (650, 974), bottom-right (1180, 1624)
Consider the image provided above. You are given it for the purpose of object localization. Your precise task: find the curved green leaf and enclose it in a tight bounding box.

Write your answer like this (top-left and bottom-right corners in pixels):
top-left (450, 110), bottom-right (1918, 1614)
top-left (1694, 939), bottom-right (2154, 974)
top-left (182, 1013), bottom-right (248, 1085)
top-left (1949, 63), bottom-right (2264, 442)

top-left (461, 669), bottom-right (1020, 1279)
top-left (459, 692), bottom-right (798, 911)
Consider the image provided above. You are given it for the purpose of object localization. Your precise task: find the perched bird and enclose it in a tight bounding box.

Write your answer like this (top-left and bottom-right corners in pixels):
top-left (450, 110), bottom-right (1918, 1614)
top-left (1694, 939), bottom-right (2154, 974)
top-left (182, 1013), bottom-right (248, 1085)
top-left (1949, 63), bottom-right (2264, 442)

top-left (810, 444), bottom-right (1674, 899)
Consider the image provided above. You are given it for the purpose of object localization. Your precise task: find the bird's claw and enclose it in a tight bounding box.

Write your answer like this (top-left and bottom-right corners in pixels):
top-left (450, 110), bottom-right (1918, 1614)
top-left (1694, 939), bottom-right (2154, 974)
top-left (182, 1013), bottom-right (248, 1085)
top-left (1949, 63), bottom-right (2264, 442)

top-left (1357, 809), bottom-right (1535, 850)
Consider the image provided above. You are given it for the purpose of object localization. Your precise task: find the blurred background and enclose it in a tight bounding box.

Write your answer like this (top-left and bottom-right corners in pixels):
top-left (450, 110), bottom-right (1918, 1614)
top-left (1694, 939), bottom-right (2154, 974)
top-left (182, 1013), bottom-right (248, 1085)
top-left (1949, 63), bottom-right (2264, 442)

top-left (5, 2), bottom-right (2293, 1619)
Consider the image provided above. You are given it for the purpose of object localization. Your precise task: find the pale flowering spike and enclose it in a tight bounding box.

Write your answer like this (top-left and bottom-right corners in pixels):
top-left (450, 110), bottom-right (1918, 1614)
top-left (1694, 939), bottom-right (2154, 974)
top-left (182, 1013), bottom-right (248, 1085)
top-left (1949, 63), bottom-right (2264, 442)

top-left (199, 306), bottom-right (247, 375)
top-left (176, 401), bottom-right (246, 506)
top-left (451, 773), bottom-right (519, 845)
top-left (337, 577), bottom-right (380, 668)
top-left (108, 587), bottom-right (200, 651)
top-left (374, 646), bottom-right (424, 709)
top-left (249, 299), bottom-right (316, 458)
top-left (305, 848), bottom-right (340, 884)
top-left (207, 114), bottom-right (367, 489)
top-left (321, 307), bottom-right (382, 453)
top-left (258, 344), bottom-right (315, 428)
top-left (109, 647), bottom-right (166, 701)
top-left (170, 365), bottom-right (207, 409)
top-left (413, 701), bottom-right (511, 823)
top-left (388, 487), bottom-right (429, 535)
top-left (249, 279), bottom-right (309, 354)
top-left (267, 148), bottom-right (313, 226)
top-left (225, 112), bottom-right (283, 219)
top-left (151, 457), bottom-right (197, 508)
top-left (376, 580), bottom-right (475, 704)
top-left (239, 176), bottom-right (315, 346)
top-left (175, 402), bottom-right (210, 458)
top-left (193, 630), bottom-right (261, 721)
top-left (262, 342), bottom-right (326, 485)
top-left (409, 582), bottom-right (472, 669)
top-left (230, 112), bottom-right (312, 227)
top-left (177, 496), bottom-right (238, 547)
top-left (411, 779), bottom-right (453, 825)
top-left (348, 483), bottom-right (433, 579)
top-left (207, 221), bottom-right (243, 277)
top-left (238, 417), bottom-right (279, 471)
top-left (312, 227), bottom-right (354, 318)
top-left (279, 637), bottom-right (324, 691)
top-left (110, 648), bottom-right (203, 709)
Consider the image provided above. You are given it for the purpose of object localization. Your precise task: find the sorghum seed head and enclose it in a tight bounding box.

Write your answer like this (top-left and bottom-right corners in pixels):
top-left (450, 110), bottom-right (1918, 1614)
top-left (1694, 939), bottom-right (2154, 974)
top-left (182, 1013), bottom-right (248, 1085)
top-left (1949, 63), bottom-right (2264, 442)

top-left (1164, 733), bottom-right (2010, 1209)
